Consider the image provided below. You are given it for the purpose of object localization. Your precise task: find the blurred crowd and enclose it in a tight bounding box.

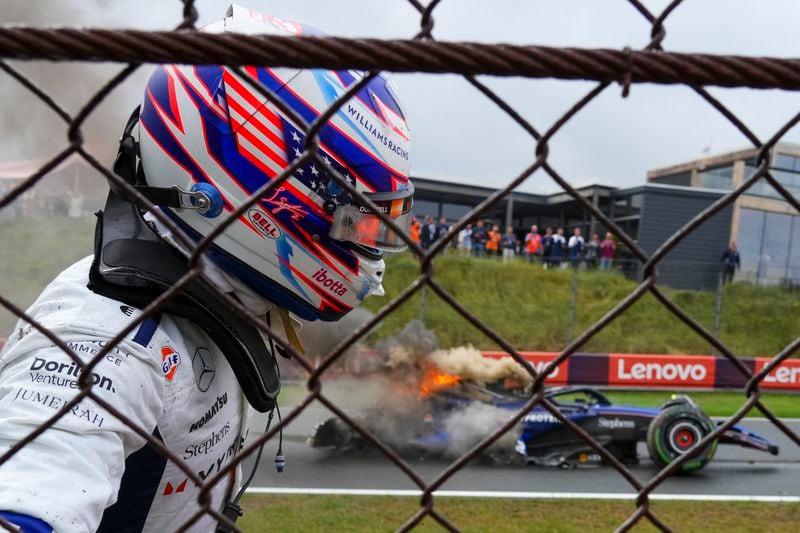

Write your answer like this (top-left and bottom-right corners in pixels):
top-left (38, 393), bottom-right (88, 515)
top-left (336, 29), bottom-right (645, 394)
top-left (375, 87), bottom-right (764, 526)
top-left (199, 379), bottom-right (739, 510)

top-left (0, 183), bottom-right (90, 220)
top-left (409, 216), bottom-right (751, 287)
top-left (409, 215), bottom-right (620, 270)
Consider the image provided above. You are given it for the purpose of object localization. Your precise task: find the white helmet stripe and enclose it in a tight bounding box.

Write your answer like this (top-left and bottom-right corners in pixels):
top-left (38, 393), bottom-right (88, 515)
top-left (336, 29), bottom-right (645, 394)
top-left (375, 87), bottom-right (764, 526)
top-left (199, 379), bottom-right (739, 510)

top-left (226, 84), bottom-right (286, 139)
top-left (235, 135), bottom-right (283, 177)
top-left (229, 112), bottom-right (287, 168)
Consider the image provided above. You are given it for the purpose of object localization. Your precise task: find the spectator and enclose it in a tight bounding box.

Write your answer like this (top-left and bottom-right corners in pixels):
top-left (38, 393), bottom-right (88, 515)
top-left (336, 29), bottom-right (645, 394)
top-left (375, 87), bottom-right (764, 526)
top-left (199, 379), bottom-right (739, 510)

top-left (600, 232), bottom-right (616, 270)
top-left (524, 225), bottom-right (541, 262)
top-left (567, 227), bottom-right (585, 268)
top-left (437, 217), bottom-right (455, 252)
top-left (438, 217), bottom-right (450, 239)
top-left (586, 234), bottom-right (601, 269)
top-left (721, 241), bottom-right (741, 284)
top-left (551, 227), bottom-right (567, 267)
top-left (420, 215), bottom-right (439, 250)
top-left (471, 220), bottom-right (488, 257)
top-left (501, 226), bottom-right (519, 262)
top-left (541, 227), bottom-right (554, 268)
top-left (458, 223), bottom-right (473, 256)
top-left (409, 216), bottom-right (421, 247)
top-left (486, 224), bottom-right (502, 258)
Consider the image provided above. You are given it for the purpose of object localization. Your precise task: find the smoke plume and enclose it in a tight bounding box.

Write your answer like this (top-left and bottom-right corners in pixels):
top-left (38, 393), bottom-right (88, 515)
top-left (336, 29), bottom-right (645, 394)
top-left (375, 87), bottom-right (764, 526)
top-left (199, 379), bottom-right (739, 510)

top-left (442, 402), bottom-right (520, 459)
top-left (428, 346), bottom-right (532, 386)
top-left (378, 319), bottom-right (439, 368)
top-left (320, 320), bottom-right (528, 459)
top-left (2, 3), bottom-right (151, 164)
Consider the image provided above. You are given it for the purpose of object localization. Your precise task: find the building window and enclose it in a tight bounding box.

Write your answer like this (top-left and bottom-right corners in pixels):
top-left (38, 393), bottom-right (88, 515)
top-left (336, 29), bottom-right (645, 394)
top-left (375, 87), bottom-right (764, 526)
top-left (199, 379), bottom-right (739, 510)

top-left (737, 207), bottom-right (800, 285)
top-left (611, 193), bottom-right (643, 218)
top-left (651, 170), bottom-right (692, 186)
top-left (789, 216), bottom-right (800, 286)
top-left (745, 153), bottom-right (800, 199)
top-left (697, 165), bottom-right (733, 190)
top-left (773, 153), bottom-right (800, 171)
top-left (616, 219), bottom-right (640, 242)
top-left (762, 212), bottom-right (793, 284)
top-left (441, 203), bottom-right (471, 222)
top-left (770, 169), bottom-right (800, 199)
top-left (737, 208), bottom-right (764, 282)
top-left (413, 200), bottom-right (439, 219)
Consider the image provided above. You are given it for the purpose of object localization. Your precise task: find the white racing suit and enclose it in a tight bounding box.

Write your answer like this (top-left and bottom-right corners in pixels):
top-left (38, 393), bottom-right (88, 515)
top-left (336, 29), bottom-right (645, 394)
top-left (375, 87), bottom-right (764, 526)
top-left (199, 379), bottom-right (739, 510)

top-left (0, 257), bottom-right (251, 532)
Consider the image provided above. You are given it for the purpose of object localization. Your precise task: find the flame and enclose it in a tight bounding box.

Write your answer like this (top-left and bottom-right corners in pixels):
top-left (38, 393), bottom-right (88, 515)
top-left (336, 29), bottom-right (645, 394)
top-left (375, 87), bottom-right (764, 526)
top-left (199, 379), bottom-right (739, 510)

top-left (419, 367), bottom-right (461, 397)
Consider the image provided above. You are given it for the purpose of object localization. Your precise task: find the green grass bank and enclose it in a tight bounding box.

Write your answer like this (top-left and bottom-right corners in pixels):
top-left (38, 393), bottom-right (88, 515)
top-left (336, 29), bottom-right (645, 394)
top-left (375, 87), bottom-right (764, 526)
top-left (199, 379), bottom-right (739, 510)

top-left (364, 254), bottom-right (798, 356)
top-left (0, 216), bottom-right (95, 336)
top-left (240, 495), bottom-right (800, 532)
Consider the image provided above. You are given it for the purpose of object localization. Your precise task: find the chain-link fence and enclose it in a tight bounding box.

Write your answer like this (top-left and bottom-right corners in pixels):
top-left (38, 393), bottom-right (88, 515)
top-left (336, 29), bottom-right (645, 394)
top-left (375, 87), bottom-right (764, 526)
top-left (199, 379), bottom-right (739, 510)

top-left (0, 1), bottom-right (799, 531)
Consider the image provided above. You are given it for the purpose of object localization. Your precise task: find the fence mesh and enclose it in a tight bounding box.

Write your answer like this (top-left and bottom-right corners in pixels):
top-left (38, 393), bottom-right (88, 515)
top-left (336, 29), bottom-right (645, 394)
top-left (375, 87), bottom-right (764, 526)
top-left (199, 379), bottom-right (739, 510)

top-left (0, 1), bottom-right (799, 531)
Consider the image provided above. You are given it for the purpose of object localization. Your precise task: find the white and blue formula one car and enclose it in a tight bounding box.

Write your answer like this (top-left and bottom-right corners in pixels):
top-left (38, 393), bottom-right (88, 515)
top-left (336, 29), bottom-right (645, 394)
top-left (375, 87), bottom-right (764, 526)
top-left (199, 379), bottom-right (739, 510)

top-left (309, 385), bottom-right (778, 473)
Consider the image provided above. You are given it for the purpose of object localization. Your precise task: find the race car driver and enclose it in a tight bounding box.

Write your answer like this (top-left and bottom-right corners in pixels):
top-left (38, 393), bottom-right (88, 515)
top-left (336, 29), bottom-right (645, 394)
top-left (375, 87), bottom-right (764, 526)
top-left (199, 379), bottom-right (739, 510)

top-left (0, 5), bottom-right (413, 532)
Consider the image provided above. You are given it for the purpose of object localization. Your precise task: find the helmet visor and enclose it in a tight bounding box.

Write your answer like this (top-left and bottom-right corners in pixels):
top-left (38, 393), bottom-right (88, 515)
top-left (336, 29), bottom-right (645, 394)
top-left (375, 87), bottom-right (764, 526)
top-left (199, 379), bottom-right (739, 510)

top-left (329, 184), bottom-right (414, 252)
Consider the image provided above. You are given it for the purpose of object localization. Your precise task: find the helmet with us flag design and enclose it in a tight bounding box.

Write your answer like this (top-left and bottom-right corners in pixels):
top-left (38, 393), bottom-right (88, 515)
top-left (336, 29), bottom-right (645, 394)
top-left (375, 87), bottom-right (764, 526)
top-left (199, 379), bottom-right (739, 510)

top-left (135, 4), bottom-right (413, 321)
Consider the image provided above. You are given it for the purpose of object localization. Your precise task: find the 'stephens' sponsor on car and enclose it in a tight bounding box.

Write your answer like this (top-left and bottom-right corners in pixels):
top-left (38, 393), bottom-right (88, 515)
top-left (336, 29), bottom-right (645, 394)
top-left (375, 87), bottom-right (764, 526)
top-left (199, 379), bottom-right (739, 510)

top-left (597, 417), bottom-right (636, 429)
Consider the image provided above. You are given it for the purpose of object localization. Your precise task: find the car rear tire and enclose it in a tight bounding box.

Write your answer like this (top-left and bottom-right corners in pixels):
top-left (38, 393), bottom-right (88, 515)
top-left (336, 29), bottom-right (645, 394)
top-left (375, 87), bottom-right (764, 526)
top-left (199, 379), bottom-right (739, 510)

top-left (646, 404), bottom-right (717, 473)
top-left (310, 417), bottom-right (356, 450)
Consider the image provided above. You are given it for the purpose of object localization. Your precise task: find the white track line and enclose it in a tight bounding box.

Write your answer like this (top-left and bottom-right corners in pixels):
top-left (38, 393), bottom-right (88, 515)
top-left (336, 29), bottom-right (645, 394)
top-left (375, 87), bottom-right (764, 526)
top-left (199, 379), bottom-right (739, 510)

top-left (246, 487), bottom-right (800, 502)
top-left (712, 417), bottom-right (800, 422)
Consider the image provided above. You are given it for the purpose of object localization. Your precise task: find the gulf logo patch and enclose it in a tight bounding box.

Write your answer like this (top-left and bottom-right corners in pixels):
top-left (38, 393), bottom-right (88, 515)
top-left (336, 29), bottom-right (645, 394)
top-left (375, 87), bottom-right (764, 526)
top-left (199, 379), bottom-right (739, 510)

top-left (161, 346), bottom-right (181, 381)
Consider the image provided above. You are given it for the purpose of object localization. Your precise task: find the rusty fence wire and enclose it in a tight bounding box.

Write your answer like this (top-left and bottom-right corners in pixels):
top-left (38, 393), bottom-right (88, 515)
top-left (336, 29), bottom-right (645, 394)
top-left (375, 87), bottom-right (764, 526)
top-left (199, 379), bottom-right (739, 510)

top-left (0, 1), bottom-right (799, 531)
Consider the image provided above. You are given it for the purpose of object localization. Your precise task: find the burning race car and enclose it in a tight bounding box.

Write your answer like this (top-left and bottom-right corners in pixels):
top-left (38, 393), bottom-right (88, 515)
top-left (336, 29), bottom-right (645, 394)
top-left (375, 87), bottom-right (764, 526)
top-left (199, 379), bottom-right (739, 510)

top-left (309, 381), bottom-right (779, 473)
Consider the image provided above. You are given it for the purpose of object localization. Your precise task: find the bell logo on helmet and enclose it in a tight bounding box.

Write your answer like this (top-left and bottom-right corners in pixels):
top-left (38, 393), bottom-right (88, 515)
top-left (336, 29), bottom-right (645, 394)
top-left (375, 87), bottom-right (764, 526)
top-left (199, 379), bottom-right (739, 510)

top-left (161, 346), bottom-right (181, 381)
top-left (248, 209), bottom-right (282, 239)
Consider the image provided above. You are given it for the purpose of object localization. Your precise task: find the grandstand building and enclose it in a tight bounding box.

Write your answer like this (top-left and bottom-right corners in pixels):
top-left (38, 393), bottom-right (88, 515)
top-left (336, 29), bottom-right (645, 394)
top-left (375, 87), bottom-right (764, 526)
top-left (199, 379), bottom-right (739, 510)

top-left (412, 143), bottom-right (800, 291)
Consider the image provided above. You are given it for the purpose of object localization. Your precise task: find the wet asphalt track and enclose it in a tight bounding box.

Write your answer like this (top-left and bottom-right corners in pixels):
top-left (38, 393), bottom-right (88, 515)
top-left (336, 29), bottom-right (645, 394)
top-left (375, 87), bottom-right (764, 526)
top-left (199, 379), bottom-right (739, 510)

top-left (244, 405), bottom-right (800, 497)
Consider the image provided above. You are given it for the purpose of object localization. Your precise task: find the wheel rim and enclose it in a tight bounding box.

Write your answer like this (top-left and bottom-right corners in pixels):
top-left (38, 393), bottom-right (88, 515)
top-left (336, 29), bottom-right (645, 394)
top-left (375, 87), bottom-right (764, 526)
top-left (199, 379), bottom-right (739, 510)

top-left (668, 420), bottom-right (702, 453)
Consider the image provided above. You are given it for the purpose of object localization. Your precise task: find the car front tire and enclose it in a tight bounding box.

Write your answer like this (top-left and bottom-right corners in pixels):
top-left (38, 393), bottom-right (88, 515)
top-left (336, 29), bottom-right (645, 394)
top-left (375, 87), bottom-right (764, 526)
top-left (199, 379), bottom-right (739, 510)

top-left (646, 404), bottom-right (717, 473)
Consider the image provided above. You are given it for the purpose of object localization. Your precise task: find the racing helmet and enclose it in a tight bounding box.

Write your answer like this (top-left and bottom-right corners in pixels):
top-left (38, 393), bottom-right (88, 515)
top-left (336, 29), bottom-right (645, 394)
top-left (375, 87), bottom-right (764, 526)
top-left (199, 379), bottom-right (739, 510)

top-left (134, 5), bottom-right (413, 322)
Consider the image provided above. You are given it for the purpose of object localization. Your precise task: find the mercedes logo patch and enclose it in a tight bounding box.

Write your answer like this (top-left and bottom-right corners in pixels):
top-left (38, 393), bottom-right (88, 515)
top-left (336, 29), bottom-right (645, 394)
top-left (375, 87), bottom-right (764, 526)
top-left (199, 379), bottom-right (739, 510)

top-left (192, 347), bottom-right (215, 392)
